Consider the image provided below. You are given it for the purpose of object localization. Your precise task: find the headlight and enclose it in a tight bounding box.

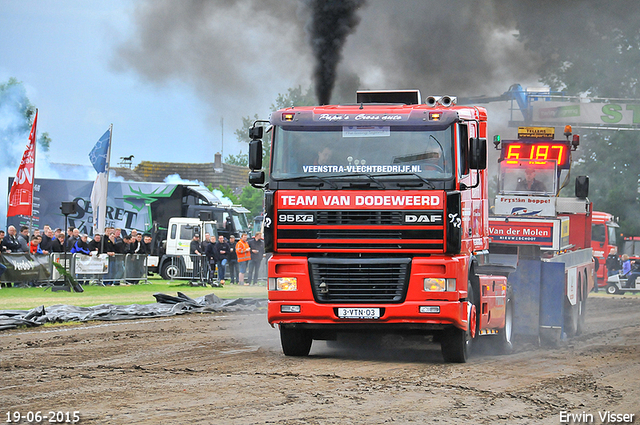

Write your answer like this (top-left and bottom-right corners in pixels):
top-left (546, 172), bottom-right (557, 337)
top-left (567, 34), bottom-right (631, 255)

top-left (424, 278), bottom-right (456, 291)
top-left (269, 277), bottom-right (298, 291)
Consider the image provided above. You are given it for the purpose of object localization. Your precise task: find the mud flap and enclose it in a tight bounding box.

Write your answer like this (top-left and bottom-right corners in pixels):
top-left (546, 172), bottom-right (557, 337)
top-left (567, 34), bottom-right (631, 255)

top-left (539, 262), bottom-right (565, 333)
top-left (510, 259), bottom-right (541, 337)
top-left (509, 259), bottom-right (564, 337)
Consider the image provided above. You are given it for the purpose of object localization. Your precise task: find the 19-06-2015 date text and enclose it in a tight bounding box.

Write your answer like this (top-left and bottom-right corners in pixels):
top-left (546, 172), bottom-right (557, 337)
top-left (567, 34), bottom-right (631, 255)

top-left (5, 411), bottom-right (80, 423)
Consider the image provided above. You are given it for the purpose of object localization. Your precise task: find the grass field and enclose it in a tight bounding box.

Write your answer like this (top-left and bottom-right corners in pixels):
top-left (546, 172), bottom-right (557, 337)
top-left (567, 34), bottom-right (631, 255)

top-left (0, 277), bottom-right (267, 311)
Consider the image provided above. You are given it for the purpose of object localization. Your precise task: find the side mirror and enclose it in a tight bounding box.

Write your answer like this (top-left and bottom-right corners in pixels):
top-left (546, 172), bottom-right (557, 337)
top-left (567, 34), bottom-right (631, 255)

top-left (249, 126), bottom-right (264, 140)
top-left (249, 171), bottom-right (265, 187)
top-left (469, 137), bottom-right (487, 170)
top-left (575, 175), bottom-right (589, 198)
top-left (249, 139), bottom-right (263, 170)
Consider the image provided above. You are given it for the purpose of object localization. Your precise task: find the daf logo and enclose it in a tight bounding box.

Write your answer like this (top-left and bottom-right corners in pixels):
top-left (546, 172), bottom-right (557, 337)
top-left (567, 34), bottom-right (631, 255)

top-left (404, 213), bottom-right (442, 224)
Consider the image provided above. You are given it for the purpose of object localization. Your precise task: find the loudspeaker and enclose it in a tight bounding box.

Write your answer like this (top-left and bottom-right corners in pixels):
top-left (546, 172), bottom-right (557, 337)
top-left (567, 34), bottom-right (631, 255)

top-left (575, 176), bottom-right (589, 199)
top-left (60, 201), bottom-right (76, 215)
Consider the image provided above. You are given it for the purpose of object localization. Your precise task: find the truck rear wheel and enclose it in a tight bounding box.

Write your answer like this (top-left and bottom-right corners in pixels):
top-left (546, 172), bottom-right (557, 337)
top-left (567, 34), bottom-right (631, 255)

top-left (576, 281), bottom-right (587, 335)
top-left (563, 299), bottom-right (579, 338)
top-left (280, 327), bottom-right (312, 357)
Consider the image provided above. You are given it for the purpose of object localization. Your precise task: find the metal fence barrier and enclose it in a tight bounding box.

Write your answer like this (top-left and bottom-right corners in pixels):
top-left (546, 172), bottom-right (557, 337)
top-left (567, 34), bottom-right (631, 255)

top-left (0, 253), bottom-right (148, 287)
top-left (163, 254), bottom-right (214, 285)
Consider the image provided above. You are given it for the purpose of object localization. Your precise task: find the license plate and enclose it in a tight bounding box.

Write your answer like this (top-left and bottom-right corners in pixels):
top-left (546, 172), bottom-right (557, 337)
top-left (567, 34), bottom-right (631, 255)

top-left (337, 307), bottom-right (380, 319)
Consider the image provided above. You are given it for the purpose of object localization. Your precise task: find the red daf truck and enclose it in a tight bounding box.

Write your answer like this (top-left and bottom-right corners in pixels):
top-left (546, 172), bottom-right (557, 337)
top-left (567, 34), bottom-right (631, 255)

top-left (248, 92), bottom-right (592, 362)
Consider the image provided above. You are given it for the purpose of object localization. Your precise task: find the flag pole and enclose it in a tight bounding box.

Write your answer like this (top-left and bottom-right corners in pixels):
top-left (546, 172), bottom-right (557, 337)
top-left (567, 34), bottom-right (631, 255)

top-left (99, 124), bottom-right (113, 254)
top-left (28, 109), bottom-right (38, 239)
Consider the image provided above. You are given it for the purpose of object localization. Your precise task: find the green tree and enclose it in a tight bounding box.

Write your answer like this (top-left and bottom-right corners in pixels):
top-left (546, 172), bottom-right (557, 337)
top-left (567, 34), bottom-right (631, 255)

top-left (224, 152), bottom-right (248, 167)
top-left (514, 2), bottom-right (640, 237)
top-left (232, 85), bottom-right (316, 215)
top-left (238, 185), bottom-right (264, 218)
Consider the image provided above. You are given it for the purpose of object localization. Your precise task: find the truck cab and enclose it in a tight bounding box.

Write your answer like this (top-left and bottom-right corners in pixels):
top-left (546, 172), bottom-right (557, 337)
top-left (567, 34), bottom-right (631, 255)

top-left (591, 211), bottom-right (619, 286)
top-left (249, 91), bottom-right (494, 362)
top-left (151, 217), bottom-right (218, 280)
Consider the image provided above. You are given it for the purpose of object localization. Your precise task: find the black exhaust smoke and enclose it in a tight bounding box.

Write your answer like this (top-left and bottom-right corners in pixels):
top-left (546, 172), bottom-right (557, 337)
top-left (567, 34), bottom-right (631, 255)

top-left (305, 0), bottom-right (366, 105)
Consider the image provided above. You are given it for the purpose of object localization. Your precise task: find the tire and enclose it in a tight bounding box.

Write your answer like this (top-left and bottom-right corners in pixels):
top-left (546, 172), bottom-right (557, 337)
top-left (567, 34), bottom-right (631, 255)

top-left (606, 284), bottom-right (619, 295)
top-left (161, 262), bottom-right (180, 280)
top-left (441, 285), bottom-right (475, 363)
top-left (497, 289), bottom-right (514, 354)
top-left (576, 281), bottom-right (587, 335)
top-left (563, 299), bottom-right (579, 338)
top-left (280, 327), bottom-right (312, 357)
top-left (441, 327), bottom-right (471, 363)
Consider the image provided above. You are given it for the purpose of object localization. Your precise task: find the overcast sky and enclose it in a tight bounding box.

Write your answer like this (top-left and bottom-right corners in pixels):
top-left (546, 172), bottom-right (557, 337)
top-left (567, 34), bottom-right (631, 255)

top-left (0, 0), bottom-right (239, 169)
top-left (1, 1), bottom-right (539, 174)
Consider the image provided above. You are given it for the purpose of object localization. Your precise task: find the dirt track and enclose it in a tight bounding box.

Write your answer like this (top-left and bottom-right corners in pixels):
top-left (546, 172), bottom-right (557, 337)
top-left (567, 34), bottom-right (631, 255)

top-left (1, 294), bottom-right (639, 424)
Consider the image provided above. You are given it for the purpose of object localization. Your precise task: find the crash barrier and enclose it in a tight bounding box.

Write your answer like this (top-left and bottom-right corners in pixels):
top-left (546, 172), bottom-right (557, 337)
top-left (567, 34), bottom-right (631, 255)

top-left (0, 253), bottom-right (148, 286)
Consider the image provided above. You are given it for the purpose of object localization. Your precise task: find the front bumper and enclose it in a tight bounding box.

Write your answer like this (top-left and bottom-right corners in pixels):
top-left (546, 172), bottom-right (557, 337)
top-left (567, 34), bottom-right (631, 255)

top-left (269, 300), bottom-right (470, 332)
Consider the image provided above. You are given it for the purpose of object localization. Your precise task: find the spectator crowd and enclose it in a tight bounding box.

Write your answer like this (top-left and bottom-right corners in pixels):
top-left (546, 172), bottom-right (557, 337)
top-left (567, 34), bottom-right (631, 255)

top-left (1, 224), bottom-right (266, 288)
top-left (0, 224), bottom-right (155, 287)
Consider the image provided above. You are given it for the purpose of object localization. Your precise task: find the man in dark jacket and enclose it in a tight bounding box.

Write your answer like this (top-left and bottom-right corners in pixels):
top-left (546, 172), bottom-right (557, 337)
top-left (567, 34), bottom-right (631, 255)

top-left (211, 235), bottom-right (230, 285)
top-left (247, 232), bottom-right (265, 285)
top-left (40, 228), bottom-right (54, 253)
top-left (51, 234), bottom-right (65, 252)
top-left (227, 234), bottom-right (238, 284)
top-left (88, 234), bottom-right (103, 254)
top-left (3, 226), bottom-right (22, 253)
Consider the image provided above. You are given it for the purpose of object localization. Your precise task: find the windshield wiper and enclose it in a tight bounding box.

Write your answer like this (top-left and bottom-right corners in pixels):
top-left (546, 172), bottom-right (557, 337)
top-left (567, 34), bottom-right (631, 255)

top-left (276, 175), bottom-right (338, 189)
top-left (328, 173), bottom-right (386, 189)
top-left (373, 172), bottom-right (436, 189)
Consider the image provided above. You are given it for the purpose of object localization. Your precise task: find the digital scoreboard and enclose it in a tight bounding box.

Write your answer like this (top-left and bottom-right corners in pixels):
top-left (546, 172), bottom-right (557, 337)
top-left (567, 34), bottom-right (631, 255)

top-left (499, 127), bottom-right (572, 170)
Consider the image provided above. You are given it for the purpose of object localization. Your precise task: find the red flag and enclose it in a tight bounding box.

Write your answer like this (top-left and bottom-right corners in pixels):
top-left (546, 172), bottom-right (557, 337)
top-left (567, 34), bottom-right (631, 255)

top-left (7, 110), bottom-right (38, 217)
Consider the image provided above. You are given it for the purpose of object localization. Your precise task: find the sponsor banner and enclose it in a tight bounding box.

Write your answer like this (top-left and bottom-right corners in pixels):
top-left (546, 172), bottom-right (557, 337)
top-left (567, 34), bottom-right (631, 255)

top-left (0, 253), bottom-right (51, 282)
top-left (532, 102), bottom-right (640, 127)
top-left (75, 254), bottom-right (109, 274)
top-left (488, 220), bottom-right (555, 247)
top-left (277, 190), bottom-right (443, 210)
top-left (494, 195), bottom-right (555, 216)
top-left (7, 178), bottom-right (182, 236)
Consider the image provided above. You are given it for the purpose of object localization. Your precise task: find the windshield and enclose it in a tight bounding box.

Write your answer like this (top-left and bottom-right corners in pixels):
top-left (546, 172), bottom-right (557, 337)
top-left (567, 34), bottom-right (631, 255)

top-left (624, 240), bottom-right (640, 256)
top-left (271, 126), bottom-right (454, 180)
top-left (499, 159), bottom-right (557, 196)
top-left (233, 212), bottom-right (250, 233)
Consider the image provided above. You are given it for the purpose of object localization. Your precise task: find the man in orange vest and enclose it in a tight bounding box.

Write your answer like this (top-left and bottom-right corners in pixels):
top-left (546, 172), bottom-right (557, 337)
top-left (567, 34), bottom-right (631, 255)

top-left (236, 233), bottom-right (251, 285)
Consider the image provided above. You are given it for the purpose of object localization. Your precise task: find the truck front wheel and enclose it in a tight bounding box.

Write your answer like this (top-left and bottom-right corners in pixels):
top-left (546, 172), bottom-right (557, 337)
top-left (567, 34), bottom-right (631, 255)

top-left (441, 289), bottom-right (476, 363)
top-left (161, 262), bottom-right (180, 281)
top-left (280, 327), bottom-right (312, 357)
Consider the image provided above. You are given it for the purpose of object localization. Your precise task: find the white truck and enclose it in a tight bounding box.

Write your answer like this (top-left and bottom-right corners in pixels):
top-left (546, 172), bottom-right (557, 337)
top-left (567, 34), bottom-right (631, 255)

top-left (149, 216), bottom-right (219, 282)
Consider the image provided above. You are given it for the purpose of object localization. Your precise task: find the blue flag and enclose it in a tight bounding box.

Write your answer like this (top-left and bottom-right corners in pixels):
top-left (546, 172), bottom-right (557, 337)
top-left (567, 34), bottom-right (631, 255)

top-left (89, 129), bottom-right (111, 173)
top-left (89, 128), bottom-right (111, 234)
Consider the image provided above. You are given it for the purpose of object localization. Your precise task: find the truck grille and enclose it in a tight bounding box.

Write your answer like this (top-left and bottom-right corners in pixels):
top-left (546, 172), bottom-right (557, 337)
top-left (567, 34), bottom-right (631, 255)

top-left (276, 209), bottom-right (445, 252)
top-left (309, 257), bottom-right (411, 303)
top-left (316, 210), bottom-right (404, 225)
